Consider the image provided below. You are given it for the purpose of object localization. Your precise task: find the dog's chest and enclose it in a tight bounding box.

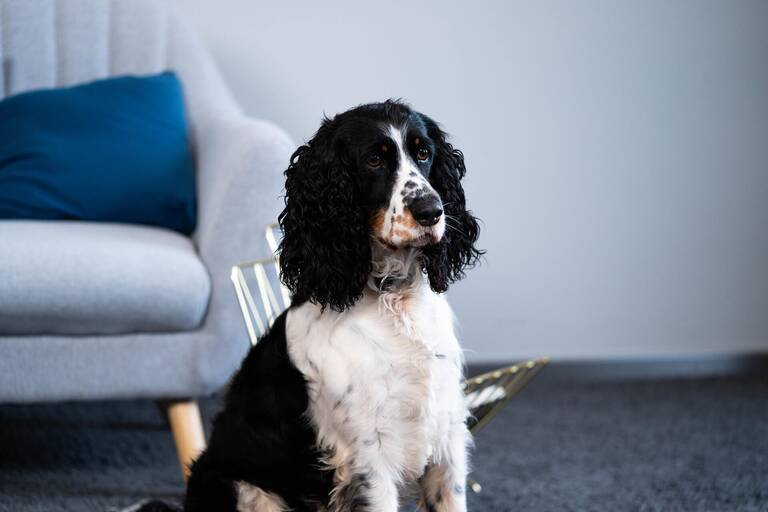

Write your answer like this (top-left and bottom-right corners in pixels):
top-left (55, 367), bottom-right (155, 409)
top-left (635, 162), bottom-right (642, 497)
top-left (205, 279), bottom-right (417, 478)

top-left (286, 289), bottom-right (466, 480)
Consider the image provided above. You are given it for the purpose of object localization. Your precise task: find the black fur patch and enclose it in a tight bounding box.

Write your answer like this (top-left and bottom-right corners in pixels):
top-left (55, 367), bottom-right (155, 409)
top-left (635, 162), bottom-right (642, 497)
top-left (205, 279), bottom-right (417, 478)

top-left (183, 311), bottom-right (333, 512)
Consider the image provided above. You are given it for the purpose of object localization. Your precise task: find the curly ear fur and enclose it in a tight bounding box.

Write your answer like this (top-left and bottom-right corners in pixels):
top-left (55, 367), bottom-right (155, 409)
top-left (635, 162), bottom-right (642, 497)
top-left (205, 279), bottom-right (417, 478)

top-left (278, 121), bottom-right (372, 311)
top-left (421, 118), bottom-right (483, 292)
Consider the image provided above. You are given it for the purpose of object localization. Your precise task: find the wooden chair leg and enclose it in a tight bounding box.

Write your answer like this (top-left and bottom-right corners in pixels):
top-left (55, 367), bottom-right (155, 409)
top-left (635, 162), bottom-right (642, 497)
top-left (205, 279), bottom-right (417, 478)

top-left (161, 399), bottom-right (206, 482)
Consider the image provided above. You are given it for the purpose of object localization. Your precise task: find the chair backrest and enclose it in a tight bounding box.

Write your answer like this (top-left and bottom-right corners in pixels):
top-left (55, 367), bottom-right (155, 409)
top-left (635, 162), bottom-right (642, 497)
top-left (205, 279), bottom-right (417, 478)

top-left (0, 0), bottom-right (238, 133)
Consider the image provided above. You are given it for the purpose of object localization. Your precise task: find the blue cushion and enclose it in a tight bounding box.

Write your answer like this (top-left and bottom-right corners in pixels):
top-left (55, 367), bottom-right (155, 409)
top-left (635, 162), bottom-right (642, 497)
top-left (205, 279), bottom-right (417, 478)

top-left (0, 72), bottom-right (196, 235)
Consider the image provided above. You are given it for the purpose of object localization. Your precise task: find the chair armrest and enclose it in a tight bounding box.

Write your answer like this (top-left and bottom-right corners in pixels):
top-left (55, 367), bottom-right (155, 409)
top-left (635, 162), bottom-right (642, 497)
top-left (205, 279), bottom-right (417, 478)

top-left (193, 115), bottom-right (294, 345)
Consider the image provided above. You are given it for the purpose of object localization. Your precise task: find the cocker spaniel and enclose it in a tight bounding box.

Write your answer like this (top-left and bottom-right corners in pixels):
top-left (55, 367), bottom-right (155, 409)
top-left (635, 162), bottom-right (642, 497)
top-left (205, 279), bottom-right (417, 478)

top-left (140, 100), bottom-right (481, 512)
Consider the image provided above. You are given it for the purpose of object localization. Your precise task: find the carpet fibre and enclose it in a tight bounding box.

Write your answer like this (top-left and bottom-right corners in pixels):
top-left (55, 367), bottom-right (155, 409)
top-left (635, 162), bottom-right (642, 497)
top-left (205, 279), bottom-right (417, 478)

top-left (1, 374), bottom-right (766, 512)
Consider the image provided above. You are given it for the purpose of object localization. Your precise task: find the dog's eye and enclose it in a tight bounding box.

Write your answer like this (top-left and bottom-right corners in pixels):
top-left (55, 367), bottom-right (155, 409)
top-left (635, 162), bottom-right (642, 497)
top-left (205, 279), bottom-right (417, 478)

top-left (416, 148), bottom-right (430, 161)
top-left (367, 154), bottom-right (383, 168)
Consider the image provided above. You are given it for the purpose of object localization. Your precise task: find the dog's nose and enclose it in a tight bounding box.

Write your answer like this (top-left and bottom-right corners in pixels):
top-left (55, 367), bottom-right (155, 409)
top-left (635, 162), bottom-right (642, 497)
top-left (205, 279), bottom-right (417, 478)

top-left (410, 197), bottom-right (443, 227)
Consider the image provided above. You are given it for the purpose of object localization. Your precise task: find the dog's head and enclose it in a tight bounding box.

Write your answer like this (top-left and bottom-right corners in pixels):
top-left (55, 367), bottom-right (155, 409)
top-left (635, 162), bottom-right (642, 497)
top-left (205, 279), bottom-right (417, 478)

top-left (278, 100), bottom-right (482, 311)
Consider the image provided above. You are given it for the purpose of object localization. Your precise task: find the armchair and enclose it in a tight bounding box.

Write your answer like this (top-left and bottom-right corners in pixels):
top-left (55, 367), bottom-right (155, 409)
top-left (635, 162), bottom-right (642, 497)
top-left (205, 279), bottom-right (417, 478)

top-left (0, 0), bottom-right (292, 479)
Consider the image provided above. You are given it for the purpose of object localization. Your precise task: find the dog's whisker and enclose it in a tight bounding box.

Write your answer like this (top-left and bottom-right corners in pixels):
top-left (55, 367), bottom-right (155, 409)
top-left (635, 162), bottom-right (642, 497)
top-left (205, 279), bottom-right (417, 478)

top-left (443, 223), bottom-right (462, 234)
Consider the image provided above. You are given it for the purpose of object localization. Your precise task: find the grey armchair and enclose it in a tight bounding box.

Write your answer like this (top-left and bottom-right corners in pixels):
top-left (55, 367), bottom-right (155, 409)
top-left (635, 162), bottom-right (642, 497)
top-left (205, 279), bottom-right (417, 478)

top-left (0, 0), bottom-right (292, 477)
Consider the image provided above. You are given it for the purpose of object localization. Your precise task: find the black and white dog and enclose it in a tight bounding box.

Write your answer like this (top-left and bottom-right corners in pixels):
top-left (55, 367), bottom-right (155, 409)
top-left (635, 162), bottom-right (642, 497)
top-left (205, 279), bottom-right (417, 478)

top-left (143, 100), bottom-right (481, 512)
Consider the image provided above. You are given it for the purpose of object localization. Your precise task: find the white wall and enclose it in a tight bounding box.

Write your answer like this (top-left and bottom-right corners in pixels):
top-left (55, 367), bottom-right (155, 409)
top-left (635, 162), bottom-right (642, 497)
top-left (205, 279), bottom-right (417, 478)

top-left (174, 0), bottom-right (768, 362)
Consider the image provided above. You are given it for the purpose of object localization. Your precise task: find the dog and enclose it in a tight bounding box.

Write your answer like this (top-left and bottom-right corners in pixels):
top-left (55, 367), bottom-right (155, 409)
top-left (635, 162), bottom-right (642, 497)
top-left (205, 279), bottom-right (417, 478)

top-left (139, 100), bottom-right (481, 512)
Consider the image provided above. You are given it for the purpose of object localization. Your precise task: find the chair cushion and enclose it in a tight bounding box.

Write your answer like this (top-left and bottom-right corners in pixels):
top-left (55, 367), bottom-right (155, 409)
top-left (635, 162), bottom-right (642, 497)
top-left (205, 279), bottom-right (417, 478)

top-left (0, 72), bottom-right (197, 235)
top-left (0, 221), bottom-right (210, 335)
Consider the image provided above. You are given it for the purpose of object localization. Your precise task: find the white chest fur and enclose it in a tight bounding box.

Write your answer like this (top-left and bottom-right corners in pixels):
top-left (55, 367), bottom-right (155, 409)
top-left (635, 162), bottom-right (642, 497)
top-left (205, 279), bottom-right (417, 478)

top-left (285, 280), bottom-right (468, 492)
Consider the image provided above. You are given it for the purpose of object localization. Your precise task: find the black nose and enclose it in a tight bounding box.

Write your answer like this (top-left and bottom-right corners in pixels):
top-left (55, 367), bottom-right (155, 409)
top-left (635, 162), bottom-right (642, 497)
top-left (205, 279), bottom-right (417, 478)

top-left (410, 197), bottom-right (444, 227)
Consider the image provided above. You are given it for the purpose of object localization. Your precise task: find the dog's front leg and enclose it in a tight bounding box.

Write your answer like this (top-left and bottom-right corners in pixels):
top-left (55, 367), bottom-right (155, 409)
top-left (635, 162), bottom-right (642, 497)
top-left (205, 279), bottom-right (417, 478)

top-left (418, 425), bottom-right (470, 512)
top-left (330, 466), bottom-right (398, 512)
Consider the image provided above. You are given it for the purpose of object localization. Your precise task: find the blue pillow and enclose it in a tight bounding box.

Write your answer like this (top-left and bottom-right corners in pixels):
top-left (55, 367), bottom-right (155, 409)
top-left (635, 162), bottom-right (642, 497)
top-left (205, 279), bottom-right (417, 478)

top-left (0, 72), bottom-right (196, 235)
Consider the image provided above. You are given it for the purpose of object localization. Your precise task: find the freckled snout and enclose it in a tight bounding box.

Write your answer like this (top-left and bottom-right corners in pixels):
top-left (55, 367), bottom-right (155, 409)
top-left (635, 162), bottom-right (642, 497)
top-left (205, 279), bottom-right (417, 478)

top-left (409, 196), bottom-right (443, 227)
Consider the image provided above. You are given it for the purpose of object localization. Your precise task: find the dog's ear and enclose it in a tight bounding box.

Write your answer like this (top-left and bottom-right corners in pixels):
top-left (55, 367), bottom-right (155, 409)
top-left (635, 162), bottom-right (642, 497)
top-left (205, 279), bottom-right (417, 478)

top-left (278, 120), bottom-right (371, 311)
top-left (420, 115), bottom-right (483, 292)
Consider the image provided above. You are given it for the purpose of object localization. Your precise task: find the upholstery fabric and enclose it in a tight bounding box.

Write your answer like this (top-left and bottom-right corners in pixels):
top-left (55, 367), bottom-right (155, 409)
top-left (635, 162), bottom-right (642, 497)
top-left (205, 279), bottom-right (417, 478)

top-left (0, 221), bottom-right (211, 335)
top-left (0, 115), bottom-right (292, 402)
top-left (0, 72), bottom-right (197, 234)
top-left (0, 0), bottom-right (240, 137)
top-left (0, 0), bottom-right (294, 401)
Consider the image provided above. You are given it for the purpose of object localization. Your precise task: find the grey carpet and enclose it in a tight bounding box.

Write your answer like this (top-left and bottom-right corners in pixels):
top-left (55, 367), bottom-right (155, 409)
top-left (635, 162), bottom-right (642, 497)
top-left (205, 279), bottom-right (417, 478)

top-left (1, 374), bottom-right (766, 512)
